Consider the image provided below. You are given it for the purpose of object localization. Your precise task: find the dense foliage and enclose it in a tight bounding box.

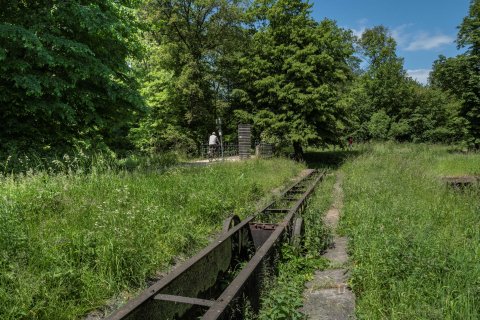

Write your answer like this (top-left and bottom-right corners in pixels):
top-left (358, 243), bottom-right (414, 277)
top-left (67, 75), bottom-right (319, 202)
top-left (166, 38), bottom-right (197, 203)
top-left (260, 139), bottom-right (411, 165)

top-left (231, 0), bottom-right (356, 156)
top-left (343, 26), bottom-right (467, 144)
top-left (0, 0), bottom-right (144, 156)
top-left (430, 0), bottom-right (480, 148)
top-left (129, 0), bottom-right (249, 153)
top-left (1, 0), bottom-right (479, 154)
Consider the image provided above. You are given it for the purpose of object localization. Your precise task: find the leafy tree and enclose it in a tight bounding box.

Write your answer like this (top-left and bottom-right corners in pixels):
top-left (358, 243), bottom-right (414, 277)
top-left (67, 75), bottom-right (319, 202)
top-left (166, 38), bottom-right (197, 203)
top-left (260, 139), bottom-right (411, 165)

top-left (130, 43), bottom-right (198, 153)
top-left (430, 55), bottom-right (480, 147)
top-left (0, 0), bottom-right (144, 155)
top-left (233, 0), bottom-right (356, 157)
top-left (346, 25), bottom-right (466, 144)
top-left (408, 85), bottom-right (468, 143)
top-left (345, 26), bottom-right (412, 141)
top-left (458, 0), bottom-right (480, 55)
top-left (359, 26), bottom-right (398, 69)
top-left (367, 110), bottom-right (391, 140)
top-left (132, 0), bottom-right (248, 153)
top-left (431, 0), bottom-right (480, 147)
top-left (359, 26), bottom-right (412, 121)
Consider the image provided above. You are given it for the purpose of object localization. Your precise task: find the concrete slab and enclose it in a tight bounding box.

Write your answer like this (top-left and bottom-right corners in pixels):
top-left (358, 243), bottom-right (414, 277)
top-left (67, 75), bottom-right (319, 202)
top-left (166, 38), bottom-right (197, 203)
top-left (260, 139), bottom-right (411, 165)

top-left (323, 236), bottom-right (349, 266)
top-left (302, 286), bottom-right (355, 320)
top-left (302, 173), bottom-right (355, 319)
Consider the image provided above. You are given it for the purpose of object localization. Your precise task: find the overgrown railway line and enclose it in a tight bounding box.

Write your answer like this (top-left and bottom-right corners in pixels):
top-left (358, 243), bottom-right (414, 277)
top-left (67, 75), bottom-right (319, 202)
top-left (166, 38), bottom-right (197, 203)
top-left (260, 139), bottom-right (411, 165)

top-left (107, 169), bottom-right (324, 320)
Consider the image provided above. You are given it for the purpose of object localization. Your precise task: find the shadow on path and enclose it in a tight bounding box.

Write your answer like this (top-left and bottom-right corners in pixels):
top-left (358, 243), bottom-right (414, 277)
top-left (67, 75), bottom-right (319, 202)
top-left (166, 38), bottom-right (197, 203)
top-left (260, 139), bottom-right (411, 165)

top-left (304, 150), bottom-right (362, 170)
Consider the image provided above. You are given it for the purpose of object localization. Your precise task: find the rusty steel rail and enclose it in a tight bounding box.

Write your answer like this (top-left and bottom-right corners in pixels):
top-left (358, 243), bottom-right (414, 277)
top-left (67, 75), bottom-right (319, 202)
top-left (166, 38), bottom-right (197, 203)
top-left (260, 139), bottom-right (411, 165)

top-left (106, 169), bottom-right (324, 320)
top-left (202, 170), bottom-right (323, 319)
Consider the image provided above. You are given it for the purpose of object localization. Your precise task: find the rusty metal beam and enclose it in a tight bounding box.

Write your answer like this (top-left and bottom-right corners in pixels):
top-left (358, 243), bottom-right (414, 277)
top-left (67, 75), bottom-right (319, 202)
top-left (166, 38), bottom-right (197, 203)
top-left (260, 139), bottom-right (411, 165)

top-left (282, 197), bottom-right (301, 201)
top-left (263, 208), bottom-right (290, 213)
top-left (153, 294), bottom-right (215, 307)
top-left (106, 169), bottom-right (321, 320)
top-left (287, 190), bottom-right (305, 194)
top-left (201, 171), bottom-right (324, 320)
top-left (106, 217), bottom-right (255, 320)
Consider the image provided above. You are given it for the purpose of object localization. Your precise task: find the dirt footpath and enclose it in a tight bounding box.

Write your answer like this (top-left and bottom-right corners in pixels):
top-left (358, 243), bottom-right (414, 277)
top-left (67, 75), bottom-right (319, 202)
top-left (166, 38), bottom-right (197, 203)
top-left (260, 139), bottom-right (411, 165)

top-left (301, 173), bottom-right (356, 320)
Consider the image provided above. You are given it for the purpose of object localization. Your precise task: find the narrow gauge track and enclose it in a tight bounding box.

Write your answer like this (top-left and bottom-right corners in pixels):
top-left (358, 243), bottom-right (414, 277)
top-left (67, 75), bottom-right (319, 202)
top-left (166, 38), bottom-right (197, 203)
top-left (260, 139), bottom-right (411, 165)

top-left (107, 169), bottom-right (324, 320)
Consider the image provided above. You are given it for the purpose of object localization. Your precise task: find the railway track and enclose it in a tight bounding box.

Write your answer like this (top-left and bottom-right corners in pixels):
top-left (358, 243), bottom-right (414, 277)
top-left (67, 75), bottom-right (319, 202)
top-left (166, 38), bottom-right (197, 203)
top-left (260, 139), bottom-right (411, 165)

top-left (107, 169), bottom-right (325, 320)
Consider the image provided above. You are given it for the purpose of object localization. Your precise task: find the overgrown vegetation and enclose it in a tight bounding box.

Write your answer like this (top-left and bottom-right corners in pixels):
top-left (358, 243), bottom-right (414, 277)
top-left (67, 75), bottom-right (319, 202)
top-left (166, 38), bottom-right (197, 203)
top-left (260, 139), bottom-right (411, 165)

top-left (3, 0), bottom-right (480, 159)
top-left (255, 245), bottom-right (328, 320)
top-left (0, 151), bottom-right (179, 176)
top-left (340, 143), bottom-right (480, 319)
top-left (0, 158), bottom-right (302, 319)
top-left (252, 174), bottom-right (335, 319)
top-left (2, 0), bottom-right (480, 318)
top-left (0, 0), bottom-right (144, 155)
top-left (431, 0), bottom-right (480, 148)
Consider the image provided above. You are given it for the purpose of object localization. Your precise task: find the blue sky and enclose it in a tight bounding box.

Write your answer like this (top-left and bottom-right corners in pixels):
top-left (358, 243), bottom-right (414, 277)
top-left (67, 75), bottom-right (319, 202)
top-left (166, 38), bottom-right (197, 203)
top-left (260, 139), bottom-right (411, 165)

top-left (310, 0), bottom-right (471, 84)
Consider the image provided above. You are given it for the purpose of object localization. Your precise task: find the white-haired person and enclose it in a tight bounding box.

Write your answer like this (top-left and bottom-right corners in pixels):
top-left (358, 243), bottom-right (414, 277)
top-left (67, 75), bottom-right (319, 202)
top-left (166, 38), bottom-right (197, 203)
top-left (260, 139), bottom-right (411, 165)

top-left (208, 132), bottom-right (219, 159)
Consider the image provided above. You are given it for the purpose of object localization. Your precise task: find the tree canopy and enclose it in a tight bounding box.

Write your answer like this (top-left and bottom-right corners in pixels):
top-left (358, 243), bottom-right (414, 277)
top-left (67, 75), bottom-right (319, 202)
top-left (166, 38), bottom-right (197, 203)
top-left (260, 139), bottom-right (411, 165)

top-left (0, 0), bottom-right (144, 155)
top-left (342, 26), bottom-right (467, 143)
top-left (430, 0), bottom-right (480, 147)
top-left (232, 0), bottom-right (356, 156)
top-left (129, 0), bottom-right (248, 153)
top-left (0, 0), bottom-right (479, 158)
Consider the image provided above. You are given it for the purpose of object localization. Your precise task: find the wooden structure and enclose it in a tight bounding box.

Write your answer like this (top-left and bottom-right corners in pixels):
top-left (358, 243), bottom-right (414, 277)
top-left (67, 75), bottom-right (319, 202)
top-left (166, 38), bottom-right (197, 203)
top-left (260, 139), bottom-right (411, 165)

top-left (238, 124), bottom-right (252, 160)
top-left (255, 143), bottom-right (274, 158)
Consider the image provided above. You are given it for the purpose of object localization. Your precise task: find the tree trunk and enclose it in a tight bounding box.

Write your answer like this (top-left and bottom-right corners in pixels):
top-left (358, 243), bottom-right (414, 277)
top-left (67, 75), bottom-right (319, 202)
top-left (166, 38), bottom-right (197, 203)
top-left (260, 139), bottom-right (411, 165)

top-left (293, 141), bottom-right (304, 161)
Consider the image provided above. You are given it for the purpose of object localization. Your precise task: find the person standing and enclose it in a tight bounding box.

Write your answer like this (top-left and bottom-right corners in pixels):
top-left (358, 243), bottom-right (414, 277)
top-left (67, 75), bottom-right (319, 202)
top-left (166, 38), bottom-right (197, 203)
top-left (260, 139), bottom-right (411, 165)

top-left (348, 136), bottom-right (353, 150)
top-left (208, 132), bottom-right (219, 159)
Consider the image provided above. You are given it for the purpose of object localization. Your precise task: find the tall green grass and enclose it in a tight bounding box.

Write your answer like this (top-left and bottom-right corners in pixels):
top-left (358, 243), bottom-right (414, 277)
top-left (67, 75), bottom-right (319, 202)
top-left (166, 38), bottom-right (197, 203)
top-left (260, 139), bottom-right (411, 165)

top-left (434, 153), bottom-right (480, 176)
top-left (340, 143), bottom-right (480, 319)
top-left (0, 158), bottom-right (303, 319)
top-left (0, 151), bottom-right (179, 175)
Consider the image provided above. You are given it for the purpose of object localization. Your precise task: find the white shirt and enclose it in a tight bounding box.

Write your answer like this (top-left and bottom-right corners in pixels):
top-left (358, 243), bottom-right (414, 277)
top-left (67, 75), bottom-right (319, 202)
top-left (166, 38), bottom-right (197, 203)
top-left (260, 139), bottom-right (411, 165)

top-left (209, 134), bottom-right (219, 145)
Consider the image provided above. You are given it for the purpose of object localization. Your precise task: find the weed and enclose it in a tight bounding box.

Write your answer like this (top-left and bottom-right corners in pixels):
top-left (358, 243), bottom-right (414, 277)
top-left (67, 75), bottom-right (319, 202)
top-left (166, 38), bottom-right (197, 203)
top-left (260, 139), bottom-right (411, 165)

top-left (251, 173), bottom-right (335, 319)
top-left (0, 158), bottom-right (303, 319)
top-left (255, 245), bottom-right (328, 320)
top-left (339, 143), bottom-right (480, 319)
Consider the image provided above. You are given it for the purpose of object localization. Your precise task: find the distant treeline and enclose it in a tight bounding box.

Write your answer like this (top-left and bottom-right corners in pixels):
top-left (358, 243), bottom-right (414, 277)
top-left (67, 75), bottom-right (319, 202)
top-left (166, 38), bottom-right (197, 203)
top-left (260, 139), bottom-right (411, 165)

top-left (1, 0), bottom-right (479, 159)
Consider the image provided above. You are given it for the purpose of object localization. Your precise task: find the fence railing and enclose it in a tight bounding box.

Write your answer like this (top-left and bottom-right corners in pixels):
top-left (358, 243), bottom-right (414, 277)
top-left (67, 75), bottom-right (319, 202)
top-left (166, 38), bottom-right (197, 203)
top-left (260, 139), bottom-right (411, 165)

top-left (200, 143), bottom-right (239, 159)
top-left (199, 142), bottom-right (274, 159)
top-left (255, 142), bottom-right (274, 158)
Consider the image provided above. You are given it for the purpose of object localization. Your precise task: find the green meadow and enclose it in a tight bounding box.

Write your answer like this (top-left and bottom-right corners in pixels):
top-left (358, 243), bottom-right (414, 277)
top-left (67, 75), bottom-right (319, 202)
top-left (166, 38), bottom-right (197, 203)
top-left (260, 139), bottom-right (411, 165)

top-left (1, 144), bottom-right (479, 319)
top-left (340, 144), bottom-right (480, 319)
top-left (253, 144), bottom-right (479, 320)
top-left (0, 158), bottom-right (303, 319)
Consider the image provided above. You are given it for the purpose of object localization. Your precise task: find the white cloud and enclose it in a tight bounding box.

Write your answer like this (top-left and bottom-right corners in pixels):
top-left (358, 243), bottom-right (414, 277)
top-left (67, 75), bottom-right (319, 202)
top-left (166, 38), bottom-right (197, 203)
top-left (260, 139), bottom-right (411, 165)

top-left (357, 18), bottom-right (369, 26)
top-left (391, 24), bottom-right (414, 47)
top-left (388, 24), bottom-right (454, 52)
top-left (407, 69), bottom-right (431, 85)
top-left (348, 22), bottom-right (454, 52)
top-left (349, 18), bottom-right (368, 39)
top-left (405, 33), bottom-right (454, 51)
top-left (351, 26), bottom-right (366, 39)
